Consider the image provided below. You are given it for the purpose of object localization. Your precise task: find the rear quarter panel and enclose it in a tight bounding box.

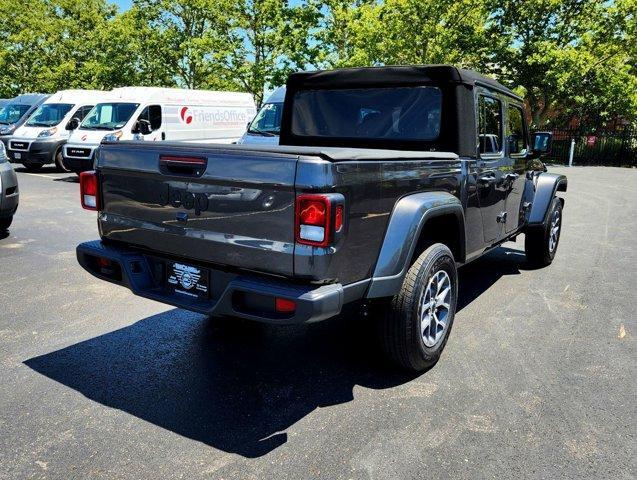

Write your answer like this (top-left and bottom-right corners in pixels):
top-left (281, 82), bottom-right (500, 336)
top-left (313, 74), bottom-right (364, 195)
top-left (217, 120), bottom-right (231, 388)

top-left (295, 157), bottom-right (463, 285)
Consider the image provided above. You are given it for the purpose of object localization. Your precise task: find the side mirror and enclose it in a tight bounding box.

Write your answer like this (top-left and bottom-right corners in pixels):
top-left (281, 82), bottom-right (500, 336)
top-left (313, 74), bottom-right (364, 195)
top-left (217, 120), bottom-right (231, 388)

top-left (531, 131), bottom-right (553, 155)
top-left (132, 119), bottom-right (152, 136)
top-left (65, 117), bottom-right (80, 131)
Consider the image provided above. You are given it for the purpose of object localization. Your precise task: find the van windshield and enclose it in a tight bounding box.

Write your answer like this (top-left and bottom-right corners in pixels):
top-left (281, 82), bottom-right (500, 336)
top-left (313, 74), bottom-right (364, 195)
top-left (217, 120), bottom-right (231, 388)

top-left (26, 103), bottom-right (74, 127)
top-left (81, 103), bottom-right (140, 130)
top-left (0, 103), bottom-right (31, 125)
top-left (291, 86), bottom-right (442, 142)
top-left (248, 102), bottom-right (283, 136)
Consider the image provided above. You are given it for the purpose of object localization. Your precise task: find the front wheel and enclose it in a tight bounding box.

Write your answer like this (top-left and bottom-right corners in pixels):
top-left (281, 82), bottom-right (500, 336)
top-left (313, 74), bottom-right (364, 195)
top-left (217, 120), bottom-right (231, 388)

top-left (525, 197), bottom-right (562, 267)
top-left (54, 148), bottom-right (71, 172)
top-left (379, 243), bottom-right (458, 371)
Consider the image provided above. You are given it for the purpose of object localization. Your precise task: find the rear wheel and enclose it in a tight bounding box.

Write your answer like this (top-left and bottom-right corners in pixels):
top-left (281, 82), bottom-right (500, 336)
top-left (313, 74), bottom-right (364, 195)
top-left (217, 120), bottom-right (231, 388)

top-left (525, 197), bottom-right (562, 267)
top-left (379, 243), bottom-right (458, 371)
top-left (0, 216), bottom-right (13, 231)
top-left (54, 148), bottom-right (71, 172)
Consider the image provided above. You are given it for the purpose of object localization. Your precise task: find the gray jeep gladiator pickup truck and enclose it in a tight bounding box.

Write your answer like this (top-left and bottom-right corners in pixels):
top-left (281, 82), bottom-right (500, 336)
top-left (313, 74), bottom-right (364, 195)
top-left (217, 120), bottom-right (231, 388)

top-left (76, 65), bottom-right (566, 371)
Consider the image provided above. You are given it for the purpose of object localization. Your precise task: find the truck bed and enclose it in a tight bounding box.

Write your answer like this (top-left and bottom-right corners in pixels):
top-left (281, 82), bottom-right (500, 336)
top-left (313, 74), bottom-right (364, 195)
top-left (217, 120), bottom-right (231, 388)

top-left (95, 141), bottom-right (460, 281)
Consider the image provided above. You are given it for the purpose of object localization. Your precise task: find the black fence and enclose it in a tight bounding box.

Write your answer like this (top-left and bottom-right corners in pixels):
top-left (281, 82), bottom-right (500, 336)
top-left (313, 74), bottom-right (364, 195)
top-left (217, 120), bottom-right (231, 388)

top-left (541, 127), bottom-right (637, 167)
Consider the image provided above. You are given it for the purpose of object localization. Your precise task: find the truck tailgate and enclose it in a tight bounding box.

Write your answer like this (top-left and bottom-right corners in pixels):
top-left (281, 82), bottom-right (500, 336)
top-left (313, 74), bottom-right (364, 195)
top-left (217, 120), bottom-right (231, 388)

top-left (96, 143), bottom-right (297, 277)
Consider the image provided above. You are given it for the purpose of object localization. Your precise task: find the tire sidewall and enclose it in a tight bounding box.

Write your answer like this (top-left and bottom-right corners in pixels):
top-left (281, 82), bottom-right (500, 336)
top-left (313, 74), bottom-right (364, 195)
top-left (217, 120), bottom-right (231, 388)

top-left (544, 197), bottom-right (562, 262)
top-left (409, 245), bottom-right (458, 362)
top-left (55, 148), bottom-right (71, 172)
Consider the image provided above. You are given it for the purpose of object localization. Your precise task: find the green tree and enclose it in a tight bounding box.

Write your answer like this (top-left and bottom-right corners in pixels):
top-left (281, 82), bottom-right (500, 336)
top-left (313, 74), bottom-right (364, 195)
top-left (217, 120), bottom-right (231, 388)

top-left (318, 0), bottom-right (491, 69)
top-left (213, 0), bottom-right (322, 106)
top-left (0, 0), bottom-right (120, 96)
top-left (487, 0), bottom-right (637, 129)
top-left (132, 0), bottom-right (236, 89)
top-left (94, 6), bottom-right (177, 88)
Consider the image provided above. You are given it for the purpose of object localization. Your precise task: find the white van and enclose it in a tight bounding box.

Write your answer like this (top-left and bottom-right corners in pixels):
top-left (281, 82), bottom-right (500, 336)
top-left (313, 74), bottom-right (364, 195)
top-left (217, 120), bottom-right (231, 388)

top-left (7, 90), bottom-right (105, 171)
top-left (63, 87), bottom-right (256, 172)
top-left (237, 86), bottom-right (285, 146)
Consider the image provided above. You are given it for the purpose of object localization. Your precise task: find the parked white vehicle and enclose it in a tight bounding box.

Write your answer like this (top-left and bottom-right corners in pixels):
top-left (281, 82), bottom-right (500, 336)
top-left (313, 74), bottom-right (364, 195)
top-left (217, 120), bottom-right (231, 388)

top-left (7, 90), bottom-right (105, 171)
top-left (237, 87), bottom-right (285, 146)
top-left (63, 87), bottom-right (256, 172)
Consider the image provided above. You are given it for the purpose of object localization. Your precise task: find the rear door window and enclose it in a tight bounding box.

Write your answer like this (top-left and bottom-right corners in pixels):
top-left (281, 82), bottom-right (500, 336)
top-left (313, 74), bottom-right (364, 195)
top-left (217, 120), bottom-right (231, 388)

top-left (478, 95), bottom-right (503, 155)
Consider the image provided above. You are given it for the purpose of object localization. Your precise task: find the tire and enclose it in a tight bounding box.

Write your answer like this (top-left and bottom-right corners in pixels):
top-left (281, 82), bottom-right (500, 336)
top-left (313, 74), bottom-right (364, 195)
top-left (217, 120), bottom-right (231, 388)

top-left (525, 197), bottom-right (562, 267)
top-left (379, 243), bottom-right (458, 372)
top-left (23, 163), bottom-right (42, 172)
top-left (0, 216), bottom-right (12, 231)
top-left (54, 148), bottom-right (71, 173)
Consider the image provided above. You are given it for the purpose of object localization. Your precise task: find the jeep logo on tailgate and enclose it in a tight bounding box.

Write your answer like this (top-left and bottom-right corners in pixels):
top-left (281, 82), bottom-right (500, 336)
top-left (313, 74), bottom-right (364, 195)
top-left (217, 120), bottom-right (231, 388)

top-left (158, 184), bottom-right (209, 215)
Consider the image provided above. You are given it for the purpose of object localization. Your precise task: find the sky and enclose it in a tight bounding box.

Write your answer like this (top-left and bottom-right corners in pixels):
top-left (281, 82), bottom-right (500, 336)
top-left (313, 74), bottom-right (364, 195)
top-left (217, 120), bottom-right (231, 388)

top-left (114, 0), bottom-right (132, 10)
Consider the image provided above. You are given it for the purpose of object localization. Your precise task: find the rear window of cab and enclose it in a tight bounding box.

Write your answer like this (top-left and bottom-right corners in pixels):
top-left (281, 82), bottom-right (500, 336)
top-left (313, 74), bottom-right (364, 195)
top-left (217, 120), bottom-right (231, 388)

top-left (290, 86), bottom-right (442, 142)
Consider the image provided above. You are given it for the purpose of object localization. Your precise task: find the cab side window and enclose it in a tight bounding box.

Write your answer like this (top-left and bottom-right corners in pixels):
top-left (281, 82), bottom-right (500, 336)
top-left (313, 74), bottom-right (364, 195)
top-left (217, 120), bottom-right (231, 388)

top-left (76, 105), bottom-right (94, 121)
top-left (478, 95), bottom-right (503, 155)
top-left (506, 105), bottom-right (527, 155)
top-left (138, 105), bottom-right (162, 131)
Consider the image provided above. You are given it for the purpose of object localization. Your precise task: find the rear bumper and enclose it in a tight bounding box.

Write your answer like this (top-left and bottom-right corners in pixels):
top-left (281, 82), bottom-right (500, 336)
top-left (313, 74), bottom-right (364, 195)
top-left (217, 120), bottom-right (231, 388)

top-left (76, 240), bottom-right (344, 324)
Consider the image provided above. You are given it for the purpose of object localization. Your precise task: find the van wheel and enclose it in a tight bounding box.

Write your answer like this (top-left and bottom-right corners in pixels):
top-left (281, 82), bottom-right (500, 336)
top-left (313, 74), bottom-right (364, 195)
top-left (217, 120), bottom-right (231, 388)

top-left (525, 197), bottom-right (562, 267)
top-left (379, 243), bottom-right (458, 372)
top-left (23, 163), bottom-right (42, 172)
top-left (54, 149), bottom-right (70, 172)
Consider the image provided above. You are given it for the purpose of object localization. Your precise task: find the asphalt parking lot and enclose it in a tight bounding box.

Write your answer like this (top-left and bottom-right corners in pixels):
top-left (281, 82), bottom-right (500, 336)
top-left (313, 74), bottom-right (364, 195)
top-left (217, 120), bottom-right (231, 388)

top-left (0, 165), bottom-right (635, 479)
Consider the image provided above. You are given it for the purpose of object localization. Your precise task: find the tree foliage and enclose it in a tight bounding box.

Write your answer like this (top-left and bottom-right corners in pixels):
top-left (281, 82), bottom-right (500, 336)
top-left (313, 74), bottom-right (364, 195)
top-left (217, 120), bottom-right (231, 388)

top-left (0, 0), bottom-right (635, 126)
top-left (487, 0), bottom-right (637, 128)
top-left (319, 0), bottom-right (491, 69)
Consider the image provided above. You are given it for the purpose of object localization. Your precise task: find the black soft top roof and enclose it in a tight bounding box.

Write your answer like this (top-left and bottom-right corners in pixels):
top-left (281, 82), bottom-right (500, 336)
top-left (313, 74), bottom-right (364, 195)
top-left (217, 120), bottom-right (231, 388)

top-left (287, 65), bottom-right (521, 101)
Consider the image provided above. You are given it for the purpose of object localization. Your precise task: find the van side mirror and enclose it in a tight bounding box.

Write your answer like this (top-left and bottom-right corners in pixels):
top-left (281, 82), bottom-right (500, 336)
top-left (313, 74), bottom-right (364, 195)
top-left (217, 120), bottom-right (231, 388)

top-left (66, 117), bottom-right (80, 131)
top-left (132, 119), bottom-right (152, 136)
top-left (531, 131), bottom-right (553, 155)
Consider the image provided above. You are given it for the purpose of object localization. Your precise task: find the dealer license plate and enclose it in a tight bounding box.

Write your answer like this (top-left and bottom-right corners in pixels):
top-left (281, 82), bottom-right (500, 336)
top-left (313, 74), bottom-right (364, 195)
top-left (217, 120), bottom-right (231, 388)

top-left (166, 262), bottom-right (210, 299)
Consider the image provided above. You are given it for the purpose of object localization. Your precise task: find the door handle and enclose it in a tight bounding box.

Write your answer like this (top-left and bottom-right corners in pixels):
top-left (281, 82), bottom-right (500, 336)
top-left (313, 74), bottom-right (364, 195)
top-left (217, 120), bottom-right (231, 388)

top-left (478, 175), bottom-right (496, 185)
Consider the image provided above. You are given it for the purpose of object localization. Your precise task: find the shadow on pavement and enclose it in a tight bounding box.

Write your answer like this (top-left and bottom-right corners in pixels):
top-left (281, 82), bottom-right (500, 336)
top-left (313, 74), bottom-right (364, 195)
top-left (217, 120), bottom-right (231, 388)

top-left (24, 245), bottom-right (534, 457)
top-left (53, 175), bottom-right (79, 183)
top-left (457, 245), bottom-right (531, 311)
top-left (14, 166), bottom-right (59, 174)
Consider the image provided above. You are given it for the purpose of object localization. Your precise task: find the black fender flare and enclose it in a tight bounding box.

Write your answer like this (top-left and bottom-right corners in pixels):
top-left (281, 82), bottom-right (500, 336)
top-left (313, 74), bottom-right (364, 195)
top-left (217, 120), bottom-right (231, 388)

top-left (528, 173), bottom-right (567, 226)
top-left (366, 191), bottom-right (465, 298)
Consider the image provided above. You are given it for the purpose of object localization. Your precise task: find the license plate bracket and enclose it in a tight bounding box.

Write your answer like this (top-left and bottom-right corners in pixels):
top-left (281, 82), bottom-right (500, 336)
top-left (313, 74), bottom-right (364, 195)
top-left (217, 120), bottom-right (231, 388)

top-left (166, 262), bottom-right (210, 299)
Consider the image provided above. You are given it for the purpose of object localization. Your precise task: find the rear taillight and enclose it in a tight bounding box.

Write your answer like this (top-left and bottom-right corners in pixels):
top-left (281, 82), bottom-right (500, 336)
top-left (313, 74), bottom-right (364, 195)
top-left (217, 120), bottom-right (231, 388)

top-left (334, 205), bottom-right (344, 232)
top-left (296, 194), bottom-right (331, 247)
top-left (295, 194), bottom-right (345, 247)
top-left (80, 171), bottom-right (99, 211)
